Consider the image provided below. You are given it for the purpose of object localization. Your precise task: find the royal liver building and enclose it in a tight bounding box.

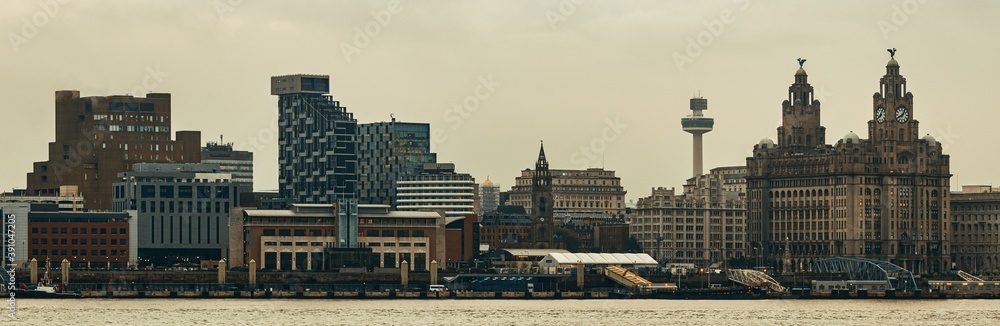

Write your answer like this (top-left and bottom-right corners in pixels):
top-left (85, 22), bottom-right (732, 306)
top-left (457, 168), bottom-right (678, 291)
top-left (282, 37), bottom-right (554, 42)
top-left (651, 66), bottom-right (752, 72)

top-left (746, 51), bottom-right (951, 275)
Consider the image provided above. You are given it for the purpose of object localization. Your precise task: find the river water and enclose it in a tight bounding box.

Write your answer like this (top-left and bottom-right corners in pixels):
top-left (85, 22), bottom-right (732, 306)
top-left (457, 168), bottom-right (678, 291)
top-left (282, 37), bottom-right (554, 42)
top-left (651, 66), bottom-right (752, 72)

top-left (7, 299), bottom-right (1000, 325)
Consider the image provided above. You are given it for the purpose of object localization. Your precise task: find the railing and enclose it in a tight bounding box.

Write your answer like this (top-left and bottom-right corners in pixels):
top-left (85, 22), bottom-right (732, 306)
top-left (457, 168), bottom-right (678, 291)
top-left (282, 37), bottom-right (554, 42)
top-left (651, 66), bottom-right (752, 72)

top-left (61, 283), bottom-right (422, 293)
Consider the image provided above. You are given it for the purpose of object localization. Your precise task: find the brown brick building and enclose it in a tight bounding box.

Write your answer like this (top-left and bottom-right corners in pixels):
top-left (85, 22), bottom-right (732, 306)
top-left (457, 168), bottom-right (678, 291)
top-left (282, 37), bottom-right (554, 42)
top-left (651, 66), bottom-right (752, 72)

top-left (26, 91), bottom-right (201, 210)
top-left (445, 214), bottom-right (479, 267)
top-left (28, 208), bottom-right (135, 268)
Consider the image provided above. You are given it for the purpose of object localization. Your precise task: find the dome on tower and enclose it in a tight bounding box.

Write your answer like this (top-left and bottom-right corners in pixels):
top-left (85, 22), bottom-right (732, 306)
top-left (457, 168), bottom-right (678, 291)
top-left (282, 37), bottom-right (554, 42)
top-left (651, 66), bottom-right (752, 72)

top-left (842, 131), bottom-right (860, 144)
top-left (887, 58), bottom-right (899, 67)
top-left (758, 138), bottom-right (776, 149)
top-left (921, 134), bottom-right (937, 143)
top-left (795, 67), bottom-right (807, 76)
top-left (482, 177), bottom-right (494, 186)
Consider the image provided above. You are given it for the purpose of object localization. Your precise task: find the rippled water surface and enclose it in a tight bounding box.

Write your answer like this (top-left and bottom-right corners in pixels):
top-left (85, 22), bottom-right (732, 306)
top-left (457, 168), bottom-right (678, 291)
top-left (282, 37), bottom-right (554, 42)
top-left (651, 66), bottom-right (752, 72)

top-left (8, 299), bottom-right (1000, 325)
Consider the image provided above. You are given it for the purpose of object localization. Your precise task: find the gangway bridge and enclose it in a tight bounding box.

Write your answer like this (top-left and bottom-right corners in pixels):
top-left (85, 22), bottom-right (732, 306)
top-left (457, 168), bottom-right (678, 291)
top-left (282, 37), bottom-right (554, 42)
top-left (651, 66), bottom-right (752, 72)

top-left (604, 266), bottom-right (673, 294)
top-left (812, 257), bottom-right (918, 292)
top-left (957, 270), bottom-right (984, 282)
top-left (725, 269), bottom-right (786, 293)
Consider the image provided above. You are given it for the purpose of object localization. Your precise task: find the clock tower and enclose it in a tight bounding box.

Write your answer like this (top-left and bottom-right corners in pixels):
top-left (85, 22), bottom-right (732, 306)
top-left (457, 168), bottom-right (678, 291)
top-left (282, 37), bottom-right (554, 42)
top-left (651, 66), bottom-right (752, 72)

top-left (530, 141), bottom-right (555, 249)
top-left (870, 48), bottom-right (918, 142)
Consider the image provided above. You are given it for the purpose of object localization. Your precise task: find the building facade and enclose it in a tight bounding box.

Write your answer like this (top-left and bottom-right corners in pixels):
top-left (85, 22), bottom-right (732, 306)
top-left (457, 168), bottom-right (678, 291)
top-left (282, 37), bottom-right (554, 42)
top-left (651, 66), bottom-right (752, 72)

top-left (1, 189), bottom-right (84, 264)
top-left (950, 185), bottom-right (1000, 275)
top-left (26, 91), bottom-right (201, 210)
top-left (358, 121), bottom-right (437, 207)
top-left (509, 167), bottom-right (626, 219)
top-left (746, 55), bottom-right (951, 275)
top-left (112, 163), bottom-right (239, 266)
top-left (712, 166), bottom-right (748, 199)
top-left (480, 177), bottom-right (500, 215)
top-left (396, 163), bottom-right (478, 219)
top-left (479, 205), bottom-right (532, 250)
top-left (272, 74), bottom-right (358, 204)
top-left (229, 204), bottom-right (339, 271)
top-left (201, 140), bottom-right (253, 193)
top-left (632, 172), bottom-right (747, 267)
top-left (230, 203), bottom-right (446, 271)
top-left (24, 205), bottom-right (137, 268)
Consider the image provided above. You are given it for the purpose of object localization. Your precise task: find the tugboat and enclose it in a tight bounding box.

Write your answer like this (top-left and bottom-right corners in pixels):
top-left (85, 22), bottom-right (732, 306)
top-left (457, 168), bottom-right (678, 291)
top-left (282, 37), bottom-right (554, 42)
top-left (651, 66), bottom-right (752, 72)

top-left (11, 260), bottom-right (80, 298)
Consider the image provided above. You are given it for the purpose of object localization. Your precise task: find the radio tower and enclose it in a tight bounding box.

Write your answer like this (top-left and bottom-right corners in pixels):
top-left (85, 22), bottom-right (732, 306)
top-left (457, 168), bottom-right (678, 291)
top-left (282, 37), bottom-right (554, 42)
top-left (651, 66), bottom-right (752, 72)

top-left (681, 96), bottom-right (714, 177)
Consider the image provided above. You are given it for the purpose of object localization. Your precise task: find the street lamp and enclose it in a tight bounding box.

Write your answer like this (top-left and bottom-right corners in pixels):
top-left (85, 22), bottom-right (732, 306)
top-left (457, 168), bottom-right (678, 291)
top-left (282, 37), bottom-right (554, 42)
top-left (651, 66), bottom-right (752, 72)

top-left (700, 268), bottom-right (706, 289)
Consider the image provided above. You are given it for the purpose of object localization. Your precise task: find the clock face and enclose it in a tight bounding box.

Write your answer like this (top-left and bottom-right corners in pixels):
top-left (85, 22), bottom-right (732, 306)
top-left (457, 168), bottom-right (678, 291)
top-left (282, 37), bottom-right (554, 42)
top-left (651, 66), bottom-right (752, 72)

top-left (895, 106), bottom-right (909, 123)
top-left (876, 107), bottom-right (886, 123)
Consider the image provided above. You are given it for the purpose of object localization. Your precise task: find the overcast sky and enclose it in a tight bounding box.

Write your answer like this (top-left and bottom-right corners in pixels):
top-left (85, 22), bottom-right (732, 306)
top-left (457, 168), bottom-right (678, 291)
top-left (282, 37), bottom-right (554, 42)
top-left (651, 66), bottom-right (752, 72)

top-left (2, 0), bottom-right (998, 203)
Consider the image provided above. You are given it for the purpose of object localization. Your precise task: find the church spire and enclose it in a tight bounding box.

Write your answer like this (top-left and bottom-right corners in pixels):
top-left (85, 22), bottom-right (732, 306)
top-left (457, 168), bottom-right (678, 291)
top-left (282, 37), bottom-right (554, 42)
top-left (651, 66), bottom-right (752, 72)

top-left (535, 140), bottom-right (548, 170)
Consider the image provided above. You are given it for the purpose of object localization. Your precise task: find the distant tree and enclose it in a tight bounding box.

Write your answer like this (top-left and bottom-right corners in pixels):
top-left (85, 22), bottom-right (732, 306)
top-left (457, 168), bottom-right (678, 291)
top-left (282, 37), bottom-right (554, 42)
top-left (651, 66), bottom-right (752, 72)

top-left (626, 236), bottom-right (643, 253)
top-left (728, 256), bottom-right (754, 269)
top-left (554, 227), bottom-right (581, 252)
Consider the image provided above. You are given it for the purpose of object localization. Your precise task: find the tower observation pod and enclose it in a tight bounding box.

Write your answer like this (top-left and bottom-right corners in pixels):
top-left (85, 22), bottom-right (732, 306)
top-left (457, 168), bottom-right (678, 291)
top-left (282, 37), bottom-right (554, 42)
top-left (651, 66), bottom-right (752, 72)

top-left (681, 97), bottom-right (714, 177)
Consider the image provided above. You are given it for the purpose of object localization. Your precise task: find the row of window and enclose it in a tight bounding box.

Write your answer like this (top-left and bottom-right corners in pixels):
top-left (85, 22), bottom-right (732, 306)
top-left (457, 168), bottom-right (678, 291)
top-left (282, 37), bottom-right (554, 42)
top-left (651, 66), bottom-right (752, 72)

top-left (32, 227), bottom-right (126, 235)
top-left (260, 229), bottom-right (327, 237)
top-left (138, 185), bottom-right (231, 199)
top-left (362, 229), bottom-right (427, 238)
top-left (366, 242), bottom-right (427, 247)
top-left (32, 249), bottom-right (126, 257)
top-left (32, 238), bottom-right (127, 246)
top-left (138, 200), bottom-right (230, 214)
top-left (93, 125), bottom-right (170, 133)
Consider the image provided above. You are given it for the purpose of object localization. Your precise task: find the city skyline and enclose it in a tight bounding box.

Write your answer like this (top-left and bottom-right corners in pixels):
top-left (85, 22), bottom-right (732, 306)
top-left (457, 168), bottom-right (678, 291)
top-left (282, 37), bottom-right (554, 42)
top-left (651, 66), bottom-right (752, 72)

top-left (3, 1), bottom-right (1000, 202)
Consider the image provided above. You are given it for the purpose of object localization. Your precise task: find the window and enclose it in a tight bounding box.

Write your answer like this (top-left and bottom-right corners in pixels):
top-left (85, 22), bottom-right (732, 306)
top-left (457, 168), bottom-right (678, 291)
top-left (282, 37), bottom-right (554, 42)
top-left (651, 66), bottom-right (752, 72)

top-left (197, 186), bottom-right (211, 198)
top-left (160, 185), bottom-right (174, 198)
top-left (141, 185), bottom-right (156, 198)
top-left (178, 186), bottom-right (192, 198)
top-left (216, 186), bottom-right (229, 199)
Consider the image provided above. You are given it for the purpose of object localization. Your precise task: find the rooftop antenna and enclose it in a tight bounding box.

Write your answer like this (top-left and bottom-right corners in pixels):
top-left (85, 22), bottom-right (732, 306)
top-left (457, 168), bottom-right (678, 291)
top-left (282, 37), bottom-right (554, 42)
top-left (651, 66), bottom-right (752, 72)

top-left (390, 113), bottom-right (396, 122)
